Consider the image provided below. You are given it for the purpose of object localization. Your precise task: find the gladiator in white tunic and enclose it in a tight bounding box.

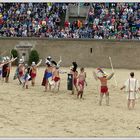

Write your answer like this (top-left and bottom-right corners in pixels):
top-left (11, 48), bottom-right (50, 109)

top-left (124, 78), bottom-right (140, 99)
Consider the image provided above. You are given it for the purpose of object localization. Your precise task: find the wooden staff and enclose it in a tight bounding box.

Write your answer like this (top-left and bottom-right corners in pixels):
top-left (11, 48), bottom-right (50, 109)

top-left (109, 56), bottom-right (117, 86)
top-left (57, 56), bottom-right (62, 65)
top-left (93, 70), bottom-right (100, 94)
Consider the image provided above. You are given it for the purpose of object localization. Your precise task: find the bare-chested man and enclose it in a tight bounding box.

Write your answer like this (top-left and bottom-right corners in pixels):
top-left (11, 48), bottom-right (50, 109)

top-left (0, 57), bottom-right (17, 82)
top-left (52, 65), bottom-right (61, 92)
top-left (2, 56), bottom-right (17, 83)
top-left (70, 66), bottom-right (78, 95)
top-left (14, 59), bottom-right (25, 85)
top-left (93, 68), bottom-right (114, 106)
top-left (77, 67), bottom-right (87, 99)
top-left (30, 59), bottom-right (42, 86)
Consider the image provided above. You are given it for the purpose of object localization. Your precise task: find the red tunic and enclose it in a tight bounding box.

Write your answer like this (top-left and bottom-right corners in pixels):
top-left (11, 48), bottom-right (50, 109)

top-left (100, 86), bottom-right (108, 94)
top-left (53, 77), bottom-right (60, 82)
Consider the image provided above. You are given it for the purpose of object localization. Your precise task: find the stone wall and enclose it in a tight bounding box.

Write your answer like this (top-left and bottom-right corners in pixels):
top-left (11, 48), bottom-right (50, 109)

top-left (0, 38), bottom-right (140, 69)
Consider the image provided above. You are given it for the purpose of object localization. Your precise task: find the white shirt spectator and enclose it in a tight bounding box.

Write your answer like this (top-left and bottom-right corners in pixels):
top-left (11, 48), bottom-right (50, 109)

top-left (94, 35), bottom-right (99, 39)
top-left (16, 10), bottom-right (20, 15)
top-left (27, 10), bottom-right (31, 15)
top-left (94, 18), bottom-right (99, 25)
top-left (99, 36), bottom-right (103, 39)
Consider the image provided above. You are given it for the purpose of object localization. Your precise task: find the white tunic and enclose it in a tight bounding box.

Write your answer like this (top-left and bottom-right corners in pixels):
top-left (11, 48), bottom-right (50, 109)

top-left (124, 78), bottom-right (140, 99)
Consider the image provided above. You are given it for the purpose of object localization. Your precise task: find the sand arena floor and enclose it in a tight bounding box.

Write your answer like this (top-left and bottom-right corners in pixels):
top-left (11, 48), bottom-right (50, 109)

top-left (0, 67), bottom-right (140, 137)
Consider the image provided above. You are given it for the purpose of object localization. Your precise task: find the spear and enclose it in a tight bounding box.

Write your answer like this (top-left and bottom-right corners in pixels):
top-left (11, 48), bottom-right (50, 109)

top-left (109, 56), bottom-right (117, 86)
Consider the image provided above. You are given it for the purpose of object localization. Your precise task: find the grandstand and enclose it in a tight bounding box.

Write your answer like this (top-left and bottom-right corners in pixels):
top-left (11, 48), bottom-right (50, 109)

top-left (0, 3), bottom-right (139, 39)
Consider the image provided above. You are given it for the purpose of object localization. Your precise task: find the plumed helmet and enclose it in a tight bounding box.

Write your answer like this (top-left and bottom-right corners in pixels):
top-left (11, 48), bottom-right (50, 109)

top-left (32, 61), bottom-right (36, 66)
top-left (19, 59), bottom-right (24, 64)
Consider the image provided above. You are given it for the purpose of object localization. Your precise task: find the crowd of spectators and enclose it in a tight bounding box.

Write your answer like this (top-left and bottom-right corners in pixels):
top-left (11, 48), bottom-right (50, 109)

top-left (0, 3), bottom-right (68, 37)
top-left (65, 3), bottom-right (140, 40)
top-left (84, 3), bottom-right (140, 39)
top-left (0, 3), bottom-right (139, 40)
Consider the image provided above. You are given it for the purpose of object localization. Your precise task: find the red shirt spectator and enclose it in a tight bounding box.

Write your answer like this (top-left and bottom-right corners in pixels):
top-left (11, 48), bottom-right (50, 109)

top-left (64, 20), bottom-right (69, 28)
top-left (0, 18), bottom-right (4, 25)
top-left (111, 17), bottom-right (115, 25)
top-left (118, 23), bottom-right (123, 31)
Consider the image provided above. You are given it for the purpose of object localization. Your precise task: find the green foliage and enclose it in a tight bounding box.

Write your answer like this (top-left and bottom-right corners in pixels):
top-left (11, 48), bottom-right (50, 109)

top-left (11, 49), bottom-right (18, 65)
top-left (11, 49), bottom-right (18, 58)
top-left (28, 50), bottom-right (39, 65)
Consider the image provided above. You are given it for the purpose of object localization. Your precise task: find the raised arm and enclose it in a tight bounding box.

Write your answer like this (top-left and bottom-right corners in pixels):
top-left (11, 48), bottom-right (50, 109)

top-left (107, 72), bottom-right (114, 80)
top-left (57, 56), bottom-right (62, 66)
top-left (36, 59), bottom-right (42, 67)
top-left (10, 57), bottom-right (17, 63)
top-left (3, 57), bottom-right (17, 65)
top-left (57, 59), bottom-right (62, 66)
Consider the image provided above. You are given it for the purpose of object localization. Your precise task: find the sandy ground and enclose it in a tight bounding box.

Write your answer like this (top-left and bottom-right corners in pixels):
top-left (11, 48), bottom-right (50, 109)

top-left (0, 67), bottom-right (140, 137)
